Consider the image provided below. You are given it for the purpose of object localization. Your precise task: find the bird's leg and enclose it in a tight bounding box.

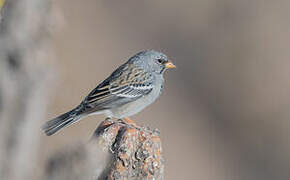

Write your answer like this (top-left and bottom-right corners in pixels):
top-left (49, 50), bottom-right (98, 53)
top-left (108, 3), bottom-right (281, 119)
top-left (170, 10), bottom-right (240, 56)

top-left (104, 117), bottom-right (116, 124)
top-left (117, 117), bottom-right (140, 129)
top-left (123, 117), bottom-right (138, 127)
top-left (103, 117), bottom-right (115, 124)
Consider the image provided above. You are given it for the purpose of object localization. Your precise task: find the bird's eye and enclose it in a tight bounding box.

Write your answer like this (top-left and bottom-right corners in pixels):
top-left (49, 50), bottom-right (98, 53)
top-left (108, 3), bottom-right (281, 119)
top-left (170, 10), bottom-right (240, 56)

top-left (157, 59), bottom-right (163, 64)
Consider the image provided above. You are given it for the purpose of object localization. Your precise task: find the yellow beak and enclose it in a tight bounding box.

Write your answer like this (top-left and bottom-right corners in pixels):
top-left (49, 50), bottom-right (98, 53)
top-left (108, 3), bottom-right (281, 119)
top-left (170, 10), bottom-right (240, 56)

top-left (165, 61), bottom-right (176, 69)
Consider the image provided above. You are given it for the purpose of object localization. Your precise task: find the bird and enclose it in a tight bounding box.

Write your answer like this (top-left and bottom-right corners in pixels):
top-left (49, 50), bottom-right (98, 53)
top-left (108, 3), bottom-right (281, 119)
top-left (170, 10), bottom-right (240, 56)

top-left (42, 50), bottom-right (176, 136)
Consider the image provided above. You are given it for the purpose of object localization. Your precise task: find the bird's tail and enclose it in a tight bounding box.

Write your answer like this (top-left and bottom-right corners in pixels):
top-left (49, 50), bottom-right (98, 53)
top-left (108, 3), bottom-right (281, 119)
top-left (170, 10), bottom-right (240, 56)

top-left (42, 105), bottom-right (85, 136)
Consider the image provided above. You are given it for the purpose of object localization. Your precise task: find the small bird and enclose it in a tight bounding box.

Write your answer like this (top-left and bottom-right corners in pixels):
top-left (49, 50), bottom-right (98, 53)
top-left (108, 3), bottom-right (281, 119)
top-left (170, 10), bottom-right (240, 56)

top-left (42, 50), bottom-right (176, 136)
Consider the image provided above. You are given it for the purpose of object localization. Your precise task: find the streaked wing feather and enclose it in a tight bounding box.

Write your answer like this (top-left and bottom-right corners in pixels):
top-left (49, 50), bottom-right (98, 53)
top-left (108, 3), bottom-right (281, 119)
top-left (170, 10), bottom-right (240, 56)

top-left (82, 63), bottom-right (154, 110)
top-left (110, 84), bottom-right (153, 98)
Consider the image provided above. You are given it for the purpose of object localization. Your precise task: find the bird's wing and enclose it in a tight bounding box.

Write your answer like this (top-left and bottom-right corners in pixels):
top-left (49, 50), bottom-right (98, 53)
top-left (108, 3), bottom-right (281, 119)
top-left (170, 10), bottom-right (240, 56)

top-left (82, 63), bottom-right (154, 110)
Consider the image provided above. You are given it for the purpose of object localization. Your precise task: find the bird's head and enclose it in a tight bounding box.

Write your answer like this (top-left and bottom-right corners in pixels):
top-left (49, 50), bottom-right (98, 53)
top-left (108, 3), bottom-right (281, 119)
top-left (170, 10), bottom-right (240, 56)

top-left (130, 50), bottom-right (176, 74)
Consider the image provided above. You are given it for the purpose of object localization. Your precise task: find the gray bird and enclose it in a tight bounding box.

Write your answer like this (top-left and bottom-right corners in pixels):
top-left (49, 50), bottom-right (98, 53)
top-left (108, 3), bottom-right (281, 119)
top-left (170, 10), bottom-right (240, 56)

top-left (42, 50), bottom-right (176, 136)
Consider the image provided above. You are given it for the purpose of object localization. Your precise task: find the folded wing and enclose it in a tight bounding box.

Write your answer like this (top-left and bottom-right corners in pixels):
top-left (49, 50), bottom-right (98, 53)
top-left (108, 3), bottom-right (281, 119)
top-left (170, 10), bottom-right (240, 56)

top-left (82, 63), bottom-right (154, 111)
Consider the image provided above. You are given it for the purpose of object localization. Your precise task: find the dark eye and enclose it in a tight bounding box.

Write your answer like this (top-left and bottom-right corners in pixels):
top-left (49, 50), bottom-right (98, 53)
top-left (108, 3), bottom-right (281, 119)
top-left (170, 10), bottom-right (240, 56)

top-left (157, 59), bottom-right (163, 64)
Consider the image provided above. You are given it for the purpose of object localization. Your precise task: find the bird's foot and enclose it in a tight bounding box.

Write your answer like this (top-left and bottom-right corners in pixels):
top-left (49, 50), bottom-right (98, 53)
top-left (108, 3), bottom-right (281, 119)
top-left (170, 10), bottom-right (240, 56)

top-left (118, 117), bottom-right (140, 129)
top-left (105, 117), bottom-right (112, 121)
top-left (124, 117), bottom-right (136, 125)
top-left (102, 117), bottom-right (115, 126)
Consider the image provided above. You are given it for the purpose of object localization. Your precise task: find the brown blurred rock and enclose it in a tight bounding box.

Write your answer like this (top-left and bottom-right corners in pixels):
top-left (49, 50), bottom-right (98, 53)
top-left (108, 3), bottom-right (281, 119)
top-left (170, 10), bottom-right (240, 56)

top-left (45, 119), bottom-right (164, 180)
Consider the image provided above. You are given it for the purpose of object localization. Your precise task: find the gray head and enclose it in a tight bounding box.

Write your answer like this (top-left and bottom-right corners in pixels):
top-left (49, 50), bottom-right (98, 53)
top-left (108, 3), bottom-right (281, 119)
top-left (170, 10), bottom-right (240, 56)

top-left (128, 50), bottom-right (176, 74)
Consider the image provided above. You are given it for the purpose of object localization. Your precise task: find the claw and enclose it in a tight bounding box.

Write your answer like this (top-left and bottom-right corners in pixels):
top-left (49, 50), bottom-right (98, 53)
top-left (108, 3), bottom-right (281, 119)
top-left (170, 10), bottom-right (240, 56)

top-left (124, 117), bottom-right (136, 126)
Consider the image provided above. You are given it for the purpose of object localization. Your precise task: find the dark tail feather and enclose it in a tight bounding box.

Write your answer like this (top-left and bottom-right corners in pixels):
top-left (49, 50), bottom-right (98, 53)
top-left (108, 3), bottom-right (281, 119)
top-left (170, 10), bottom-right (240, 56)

top-left (42, 106), bottom-right (84, 136)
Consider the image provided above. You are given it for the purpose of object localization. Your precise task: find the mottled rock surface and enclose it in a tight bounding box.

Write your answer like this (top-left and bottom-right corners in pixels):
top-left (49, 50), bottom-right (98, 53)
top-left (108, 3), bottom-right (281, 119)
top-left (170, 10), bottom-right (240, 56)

top-left (93, 119), bottom-right (164, 180)
top-left (45, 119), bottom-right (164, 180)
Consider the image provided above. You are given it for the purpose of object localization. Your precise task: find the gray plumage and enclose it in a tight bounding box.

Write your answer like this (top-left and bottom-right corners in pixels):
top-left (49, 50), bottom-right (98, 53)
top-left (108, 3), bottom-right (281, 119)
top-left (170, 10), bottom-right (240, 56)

top-left (42, 50), bottom-right (175, 136)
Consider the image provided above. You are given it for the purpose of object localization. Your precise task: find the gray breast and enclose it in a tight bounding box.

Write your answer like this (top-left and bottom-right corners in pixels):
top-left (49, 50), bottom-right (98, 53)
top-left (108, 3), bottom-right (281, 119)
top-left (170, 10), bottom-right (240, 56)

top-left (109, 76), bottom-right (164, 119)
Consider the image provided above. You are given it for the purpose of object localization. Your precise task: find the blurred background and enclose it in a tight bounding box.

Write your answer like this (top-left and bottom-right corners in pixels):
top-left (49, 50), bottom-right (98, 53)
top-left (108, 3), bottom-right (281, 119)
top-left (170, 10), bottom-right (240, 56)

top-left (2, 0), bottom-right (290, 179)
